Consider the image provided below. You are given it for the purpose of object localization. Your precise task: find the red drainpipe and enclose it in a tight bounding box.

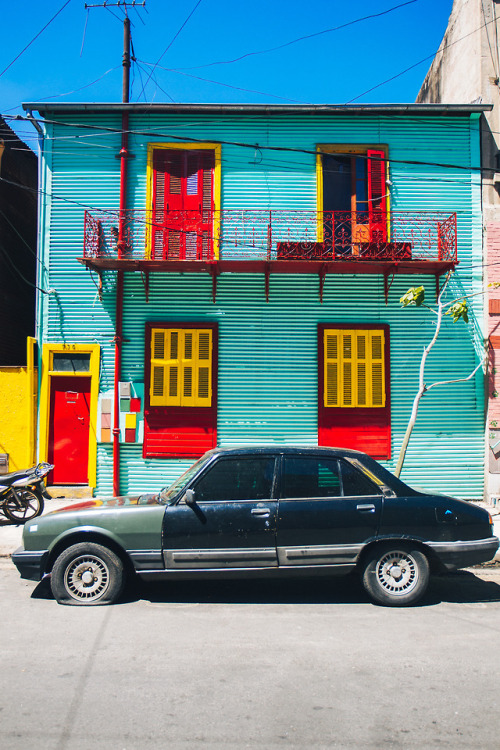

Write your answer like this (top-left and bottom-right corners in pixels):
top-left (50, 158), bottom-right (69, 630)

top-left (113, 111), bottom-right (129, 496)
top-left (113, 18), bottom-right (131, 496)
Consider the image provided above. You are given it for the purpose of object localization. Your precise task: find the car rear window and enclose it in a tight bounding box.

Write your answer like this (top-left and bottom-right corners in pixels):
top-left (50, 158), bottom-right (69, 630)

top-left (280, 457), bottom-right (342, 498)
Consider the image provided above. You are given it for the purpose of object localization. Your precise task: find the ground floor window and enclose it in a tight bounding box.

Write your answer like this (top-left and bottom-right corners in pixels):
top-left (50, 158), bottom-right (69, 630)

top-left (318, 324), bottom-right (391, 459)
top-left (144, 322), bottom-right (217, 458)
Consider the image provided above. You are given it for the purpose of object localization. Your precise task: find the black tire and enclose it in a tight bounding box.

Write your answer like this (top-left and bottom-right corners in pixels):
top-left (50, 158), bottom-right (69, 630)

top-left (361, 543), bottom-right (430, 607)
top-left (50, 542), bottom-right (125, 606)
top-left (4, 489), bottom-right (44, 524)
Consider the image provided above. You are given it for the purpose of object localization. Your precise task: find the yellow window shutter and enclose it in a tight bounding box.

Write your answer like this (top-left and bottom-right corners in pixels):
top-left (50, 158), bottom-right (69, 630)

top-left (323, 328), bottom-right (385, 408)
top-left (180, 330), bottom-right (195, 405)
top-left (150, 327), bottom-right (213, 408)
top-left (356, 332), bottom-right (368, 406)
top-left (150, 328), bottom-right (166, 405)
top-left (341, 332), bottom-right (354, 407)
top-left (370, 331), bottom-right (385, 407)
top-left (324, 331), bottom-right (340, 406)
top-left (196, 330), bottom-right (212, 406)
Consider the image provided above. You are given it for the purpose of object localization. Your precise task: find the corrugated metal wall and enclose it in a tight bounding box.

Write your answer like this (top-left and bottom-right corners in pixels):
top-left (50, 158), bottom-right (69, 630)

top-left (40, 112), bottom-right (485, 499)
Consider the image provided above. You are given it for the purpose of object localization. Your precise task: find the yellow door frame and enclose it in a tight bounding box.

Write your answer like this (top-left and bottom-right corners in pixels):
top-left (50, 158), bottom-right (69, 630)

top-left (39, 343), bottom-right (100, 488)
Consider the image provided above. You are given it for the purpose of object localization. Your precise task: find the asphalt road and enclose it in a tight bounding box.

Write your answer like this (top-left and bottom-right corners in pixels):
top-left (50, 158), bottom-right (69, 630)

top-left (1, 558), bottom-right (499, 750)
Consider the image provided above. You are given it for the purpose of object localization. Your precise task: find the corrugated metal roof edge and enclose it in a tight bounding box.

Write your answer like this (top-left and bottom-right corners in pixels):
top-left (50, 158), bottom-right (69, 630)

top-left (22, 103), bottom-right (493, 116)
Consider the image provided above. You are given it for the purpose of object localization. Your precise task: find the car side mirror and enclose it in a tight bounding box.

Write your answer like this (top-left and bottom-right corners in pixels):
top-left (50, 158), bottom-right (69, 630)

top-left (184, 489), bottom-right (196, 507)
top-left (382, 487), bottom-right (396, 499)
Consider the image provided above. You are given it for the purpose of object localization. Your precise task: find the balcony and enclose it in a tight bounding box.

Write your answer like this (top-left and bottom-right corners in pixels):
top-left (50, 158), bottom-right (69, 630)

top-left (80, 209), bottom-right (458, 301)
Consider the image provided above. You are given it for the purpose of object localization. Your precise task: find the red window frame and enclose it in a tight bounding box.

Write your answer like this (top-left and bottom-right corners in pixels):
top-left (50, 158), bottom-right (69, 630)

top-left (318, 323), bottom-right (391, 460)
top-left (143, 322), bottom-right (218, 459)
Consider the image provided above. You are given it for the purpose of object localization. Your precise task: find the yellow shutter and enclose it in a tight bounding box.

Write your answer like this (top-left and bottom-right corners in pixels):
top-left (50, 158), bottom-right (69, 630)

top-left (196, 330), bottom-right (212, 406)
top-left (324, 328), bottom-right (385, 408)
top-left (150, 328), bottom-right (212, 407)
top-left (369, 331), bottom-right (385, 407)
top-left (150, 328), bottom-right (168, 406)
top-left (324, 331), bottom-right (340, 406)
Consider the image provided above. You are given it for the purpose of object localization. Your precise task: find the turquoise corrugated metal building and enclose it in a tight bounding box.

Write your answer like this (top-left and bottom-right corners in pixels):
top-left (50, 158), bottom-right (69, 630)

top-left (26, 103), bottom-right (488, 499)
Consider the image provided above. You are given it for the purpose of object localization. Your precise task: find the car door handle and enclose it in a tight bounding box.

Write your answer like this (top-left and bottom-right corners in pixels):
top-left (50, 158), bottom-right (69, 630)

top-left (356, 504), bottom-right (376, 513)
top-left (251, 508), bottom-right (271, 517)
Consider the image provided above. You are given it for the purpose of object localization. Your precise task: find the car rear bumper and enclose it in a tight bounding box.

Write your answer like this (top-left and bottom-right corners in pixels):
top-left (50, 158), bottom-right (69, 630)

top-left (11, 547), bottom-right (48, 581)
top-left (427, 537), bottom-right (499, 570)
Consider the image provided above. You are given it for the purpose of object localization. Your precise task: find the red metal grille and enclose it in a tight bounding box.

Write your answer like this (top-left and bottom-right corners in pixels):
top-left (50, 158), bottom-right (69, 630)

top-left (83, 209), bottom-right (458, 265)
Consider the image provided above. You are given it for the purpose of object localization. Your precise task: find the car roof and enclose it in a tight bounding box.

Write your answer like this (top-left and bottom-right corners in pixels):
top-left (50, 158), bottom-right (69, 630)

top-left (207, 446), bottom-right (367, 458)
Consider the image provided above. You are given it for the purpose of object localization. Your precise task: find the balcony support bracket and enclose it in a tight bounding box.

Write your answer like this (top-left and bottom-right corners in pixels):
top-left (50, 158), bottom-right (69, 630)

top-left (141, 270), bottom-right (150, 303)
top-left (384, 269), bottom-right (397, 305)
top-left (319, 264), bottom-right (327, 304)
top-left (210, 264), bottom-right (219, 303)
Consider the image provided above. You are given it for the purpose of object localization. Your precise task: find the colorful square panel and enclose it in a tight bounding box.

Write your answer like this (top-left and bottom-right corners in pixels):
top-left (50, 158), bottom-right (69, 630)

top-left (130, 397), bottom-right (141, 413)
top-left (101, 428), bottom-right (111, 443)
top-left (120, 398), bottom-right (130, 412)
top-left (101, 398), bottom-right (112, 414)
top-left (125, 428), bottom-right (136, 443)
top-left (101, 413), bottom-right (111, 429)
top-left (125, 413), bottom-right (137, 429)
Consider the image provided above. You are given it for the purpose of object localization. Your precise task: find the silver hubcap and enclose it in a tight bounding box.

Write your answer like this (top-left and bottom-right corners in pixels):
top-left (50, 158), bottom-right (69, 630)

top-left (376, 551), bottom-right (418, 596)
top-left (64, 555), bottom-right (110, 601)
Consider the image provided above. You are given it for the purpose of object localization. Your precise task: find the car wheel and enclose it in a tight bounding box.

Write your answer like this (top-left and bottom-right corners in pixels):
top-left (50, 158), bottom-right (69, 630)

top-left (361, 544), bottom-right (430, 606)
top-left (4, 489), bottom-right (44, 524)
top-left (50, 542), bottom-right (125, 606)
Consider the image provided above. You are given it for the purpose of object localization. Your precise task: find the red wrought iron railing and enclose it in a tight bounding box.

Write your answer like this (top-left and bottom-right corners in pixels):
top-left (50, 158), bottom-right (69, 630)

top-left (83, 209), bottom-right (458, 264)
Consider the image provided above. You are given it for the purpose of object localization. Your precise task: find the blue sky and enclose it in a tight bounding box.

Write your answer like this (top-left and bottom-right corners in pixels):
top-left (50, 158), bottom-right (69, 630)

top-left (2, 0), bottom-right (454, 146)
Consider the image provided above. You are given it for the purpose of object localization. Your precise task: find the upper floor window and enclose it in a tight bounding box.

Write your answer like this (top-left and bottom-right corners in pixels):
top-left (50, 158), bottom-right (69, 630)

top-left (147, 144), bottom-right (221, 261)
top-left (317, 145), bottom-right (389, 254)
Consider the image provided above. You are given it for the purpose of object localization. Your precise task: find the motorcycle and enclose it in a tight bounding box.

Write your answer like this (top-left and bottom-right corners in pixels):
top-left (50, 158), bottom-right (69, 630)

top-left (0, 462), bottom-right (54, 524)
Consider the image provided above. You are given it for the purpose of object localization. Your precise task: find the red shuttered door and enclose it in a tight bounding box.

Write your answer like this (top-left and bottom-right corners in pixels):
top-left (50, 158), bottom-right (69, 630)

top-left (152, 149), bottom-right (215, 260)
top-left (367, 149), bottom-right (388, 243)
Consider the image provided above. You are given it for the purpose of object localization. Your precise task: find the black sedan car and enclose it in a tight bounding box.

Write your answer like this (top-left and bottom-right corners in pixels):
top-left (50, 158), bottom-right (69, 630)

top-left (12, 447), bottom-right (498, 607)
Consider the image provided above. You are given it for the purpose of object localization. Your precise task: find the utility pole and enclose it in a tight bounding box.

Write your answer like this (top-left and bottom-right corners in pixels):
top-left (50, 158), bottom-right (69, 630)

top-left (84, 1), bottom-right (146, 495)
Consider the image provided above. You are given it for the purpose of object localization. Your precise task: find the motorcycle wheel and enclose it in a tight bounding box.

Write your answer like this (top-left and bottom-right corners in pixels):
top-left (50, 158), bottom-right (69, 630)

top-left (4, 489), bottom-right (44, 524)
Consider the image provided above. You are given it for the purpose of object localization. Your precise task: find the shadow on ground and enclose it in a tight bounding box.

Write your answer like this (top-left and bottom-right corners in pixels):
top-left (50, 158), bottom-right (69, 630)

top-left (31, 569), bottom-right (500, 607)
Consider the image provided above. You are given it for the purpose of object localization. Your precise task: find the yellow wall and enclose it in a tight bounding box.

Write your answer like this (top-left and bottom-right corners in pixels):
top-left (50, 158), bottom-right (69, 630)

top-left (0, 367), bottom-right (36, 471)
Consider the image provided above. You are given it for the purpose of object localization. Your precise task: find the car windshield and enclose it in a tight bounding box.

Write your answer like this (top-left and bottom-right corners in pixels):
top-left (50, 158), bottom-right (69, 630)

top-left (159, 454), bottom-right (213, 505)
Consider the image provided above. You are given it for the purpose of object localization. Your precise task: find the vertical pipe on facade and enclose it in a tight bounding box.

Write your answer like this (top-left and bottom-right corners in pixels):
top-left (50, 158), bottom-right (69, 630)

top-left (26, 110), bottom-right (45, 465)
top-left (113, 17), bottom-right (131, 496)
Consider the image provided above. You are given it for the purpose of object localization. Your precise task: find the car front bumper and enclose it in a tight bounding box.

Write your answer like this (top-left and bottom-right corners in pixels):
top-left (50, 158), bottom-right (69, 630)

top-left (12, 547), bottom-right (48, 581)
top-left (427, 537), bottom-right (499, 570)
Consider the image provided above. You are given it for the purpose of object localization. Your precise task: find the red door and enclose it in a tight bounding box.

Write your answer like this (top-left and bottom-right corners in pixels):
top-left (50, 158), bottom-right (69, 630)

top-left (48, 376), bottom-right (91, 485)
top-left (152, 149), bottom-right (215, 260)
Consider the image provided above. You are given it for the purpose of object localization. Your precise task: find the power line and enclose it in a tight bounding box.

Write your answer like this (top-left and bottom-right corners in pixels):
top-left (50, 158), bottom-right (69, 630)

top-left (0, 0), bottom-right (72, 80)
top-left (347, 13), bottom-right (498, 103)
top-left (5, 112), bottom-right (489, 175)
top-left (137, 59), bottom-right (311, 104)
top-left (176, 0), bottom-right (419, 71)
top-left (137, 0), bottom-right (204, 100)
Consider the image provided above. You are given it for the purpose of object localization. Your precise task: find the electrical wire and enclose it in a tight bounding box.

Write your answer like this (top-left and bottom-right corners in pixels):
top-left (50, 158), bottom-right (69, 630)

top-left (0, 0), bottom-right (73, 80)
top-left (137, 59), bottom-right (311, 104)
top-left (176, 0), bottom-right (419, 71)
top-left (5, 112), bottom-right (490, 176)
top-left (137, 0), bottom-right (204, 100)
top-left (347, 12), bottom-right (499, 103)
